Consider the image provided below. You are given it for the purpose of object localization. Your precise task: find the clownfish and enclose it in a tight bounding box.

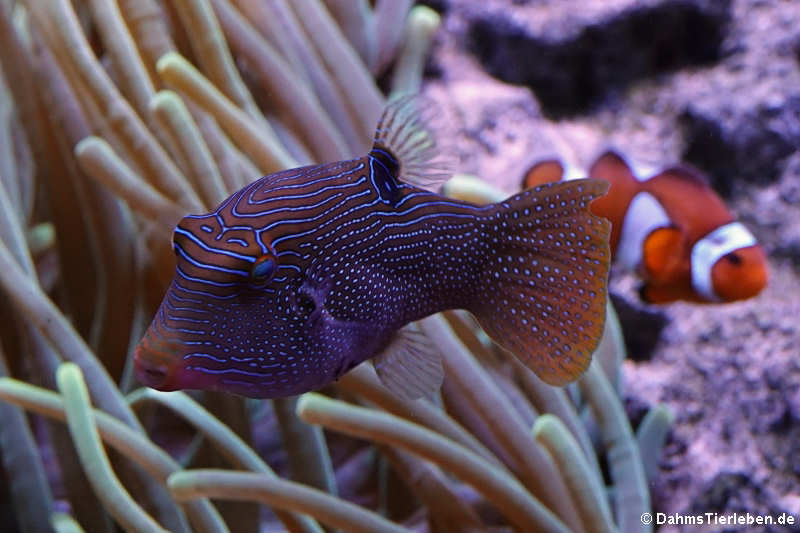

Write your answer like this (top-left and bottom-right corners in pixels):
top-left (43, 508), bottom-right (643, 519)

top-left (133, 97), bottom-right (611, 400)
top-left (522, 150), bottom-right (768, 304)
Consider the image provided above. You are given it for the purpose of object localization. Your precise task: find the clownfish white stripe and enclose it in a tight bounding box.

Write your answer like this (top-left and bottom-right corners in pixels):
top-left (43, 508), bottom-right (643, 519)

top-left (630, 162), bottom-right (659, 182)
top-left (691, 222), bottom-right (757, 302)
top-left (561, 162), bottom-right (586, 181)
top-left (617, 191), bottom-right (670, 271)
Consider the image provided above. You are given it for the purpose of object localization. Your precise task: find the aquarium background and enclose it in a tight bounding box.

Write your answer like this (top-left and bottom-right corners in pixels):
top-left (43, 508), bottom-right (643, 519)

top-left (420, 0), bottom-right (800, 524)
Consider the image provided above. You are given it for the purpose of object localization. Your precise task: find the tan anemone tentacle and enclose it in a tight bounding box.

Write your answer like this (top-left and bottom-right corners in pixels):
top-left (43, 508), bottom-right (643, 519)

top-left (28, 0), bottom-right (203, 212)
top-left (157, 52), bottom-right (296, 174)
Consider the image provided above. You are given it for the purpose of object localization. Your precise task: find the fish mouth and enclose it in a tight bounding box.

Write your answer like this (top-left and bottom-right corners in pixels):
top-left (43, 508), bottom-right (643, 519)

top-left (133, 333), bottom-right (234, 393)
top-left (133, 335), bottom-right (183, 391)
top-left (134, 357), bottom-right (169, 388)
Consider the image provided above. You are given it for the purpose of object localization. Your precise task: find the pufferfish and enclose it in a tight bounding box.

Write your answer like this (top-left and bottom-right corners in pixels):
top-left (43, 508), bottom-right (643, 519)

top-left (522, 150), bottom-right (768, 304)
top-left (134, 98), bottom-right (611, 400)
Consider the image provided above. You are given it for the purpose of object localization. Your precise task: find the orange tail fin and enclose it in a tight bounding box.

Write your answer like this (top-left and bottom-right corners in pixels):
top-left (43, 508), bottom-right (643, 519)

top-left (471, 179), bottom-right (611, 385)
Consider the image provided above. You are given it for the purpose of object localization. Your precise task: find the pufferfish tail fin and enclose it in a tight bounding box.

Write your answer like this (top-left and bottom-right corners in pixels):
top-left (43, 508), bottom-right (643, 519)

top-left (371, 95), bottom-right (451, 191)
top-left (470, 179), bottom-right (612, 386)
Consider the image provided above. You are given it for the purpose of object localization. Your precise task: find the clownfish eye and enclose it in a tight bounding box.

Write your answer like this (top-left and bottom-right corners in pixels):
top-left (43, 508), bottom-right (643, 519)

top-left (725, 252), bottom-right (742, 266)
top-left (251, 254), bottom-right (277, 283)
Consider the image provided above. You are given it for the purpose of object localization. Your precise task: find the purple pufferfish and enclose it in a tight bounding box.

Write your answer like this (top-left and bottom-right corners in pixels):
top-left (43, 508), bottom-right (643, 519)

top-left (134, 97), bottom-right (611, 400)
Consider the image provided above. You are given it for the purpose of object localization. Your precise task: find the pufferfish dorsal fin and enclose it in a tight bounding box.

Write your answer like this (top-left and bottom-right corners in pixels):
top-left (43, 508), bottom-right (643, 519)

top-left (373, 323), bottom-right (443, 401)
top-left (371, 95), bottom-right (450, 191)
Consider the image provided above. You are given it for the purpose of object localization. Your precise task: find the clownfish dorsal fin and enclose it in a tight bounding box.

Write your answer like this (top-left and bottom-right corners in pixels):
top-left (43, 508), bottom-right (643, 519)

top-left (372, 323), bottom-right (443, 401)
top-left (522, 159), bottom-right (564, 189)
top-left (653, 165), bottom-right (710, 188)
top-left (588, 150), bottom-right (646, 255)
top-left (589, 150), bottom-right (637, 184)
top-left (642, 225), bottom-right (686, 284)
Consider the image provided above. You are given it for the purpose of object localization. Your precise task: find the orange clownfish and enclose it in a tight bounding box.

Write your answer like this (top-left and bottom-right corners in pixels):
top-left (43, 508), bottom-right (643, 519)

top-left (523, 151), bottom-right (769, 304)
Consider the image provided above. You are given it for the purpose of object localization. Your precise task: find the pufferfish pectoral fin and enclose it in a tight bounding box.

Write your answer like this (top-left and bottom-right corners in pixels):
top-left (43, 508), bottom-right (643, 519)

top-left (372, 322), bottom-right (443, 401)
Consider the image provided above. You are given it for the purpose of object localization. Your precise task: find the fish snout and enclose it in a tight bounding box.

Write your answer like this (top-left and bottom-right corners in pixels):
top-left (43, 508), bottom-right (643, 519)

top-left (711, 245), bottom-right (769, 302)
top-left (133, 336), bottom-right (182, 391)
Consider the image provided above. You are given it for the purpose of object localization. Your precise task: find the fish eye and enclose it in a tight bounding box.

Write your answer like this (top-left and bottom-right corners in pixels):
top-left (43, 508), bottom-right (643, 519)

top-left (251, 254), bottom-right (277, 284)
top-left (725, 252), bottom-right (742, 266)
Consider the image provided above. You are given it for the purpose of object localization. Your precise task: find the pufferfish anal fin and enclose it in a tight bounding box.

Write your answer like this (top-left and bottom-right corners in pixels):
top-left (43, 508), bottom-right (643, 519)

top-left (472, 179), bottom-right (612, 386)
top-left (642, 225), bottom-right (686, 284)
top-left (522, 159), bottom-right (564, 189)
top-left (370, 95), bottom-right (450, 192)
top-left (372, 323), bottom-right (443, 401)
